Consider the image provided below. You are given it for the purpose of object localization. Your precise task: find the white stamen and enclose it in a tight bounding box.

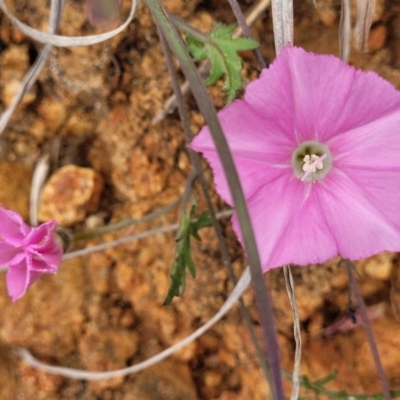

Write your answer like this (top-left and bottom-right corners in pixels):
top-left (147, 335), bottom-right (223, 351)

top-left (301, 154), bottom-right (327, 181)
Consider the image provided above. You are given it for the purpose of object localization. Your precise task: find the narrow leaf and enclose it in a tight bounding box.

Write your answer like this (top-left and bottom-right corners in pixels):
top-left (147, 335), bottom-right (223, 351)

top-left (164, 202), bottom-right (210, 304)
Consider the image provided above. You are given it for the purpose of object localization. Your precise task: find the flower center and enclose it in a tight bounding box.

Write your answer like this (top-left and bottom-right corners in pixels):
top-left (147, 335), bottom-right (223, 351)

top-left (291, 141), bottom-right (332, 182)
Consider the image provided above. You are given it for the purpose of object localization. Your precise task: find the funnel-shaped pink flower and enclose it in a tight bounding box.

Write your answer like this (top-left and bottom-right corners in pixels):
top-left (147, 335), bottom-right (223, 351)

top-left (0, 207), bottom-right (63, 302)
top-left (191, 45), bottom-right (400, 272)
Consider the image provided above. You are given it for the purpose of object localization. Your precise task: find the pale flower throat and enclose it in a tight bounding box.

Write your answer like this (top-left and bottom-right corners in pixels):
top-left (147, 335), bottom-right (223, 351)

top-left (292, 141), bottom-right (332, 182)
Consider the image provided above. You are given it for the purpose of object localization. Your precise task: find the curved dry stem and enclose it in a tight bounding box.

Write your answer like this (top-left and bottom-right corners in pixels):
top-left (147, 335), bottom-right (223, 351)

top-left (0, 0), bottom-right (139, 47)
top-left (0, 0), bottom-right (64, 136)
top-left (17, 268), bottom-right (251, 380)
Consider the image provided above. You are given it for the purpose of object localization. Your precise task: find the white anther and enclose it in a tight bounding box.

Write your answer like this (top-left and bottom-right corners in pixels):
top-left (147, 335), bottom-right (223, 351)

top-left (302, 154), bottom-right (324, 174)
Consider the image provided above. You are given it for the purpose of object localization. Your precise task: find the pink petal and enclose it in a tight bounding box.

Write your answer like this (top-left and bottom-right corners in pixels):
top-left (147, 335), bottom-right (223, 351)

top-left (0, 207), bottom-right (27, 245)
top-left (244, 46), bottom-right (400, 144)
top-left (6, 257), bottom-right (31, 302)
top-left (329, 110), bottom-right (400, 170)
top-left (0, 242), bottom-right (21, 265)
top-left (231, 173), bottom-right (338, 271)
top-left (25, 220), bottom-right (56, 246)
top-left (232, 168), bottom-right (400, 271)
top-left (28, 271), bottom-right (45, 287)
top-left (318, 170), bottom-right (400, 260)
top-left (340, 169), bottom-right (400, 232)
top-left (190, 100), bottom-right (294, 204)
top-left (28, 221), bottom-right (63, 268)
top-left (30, 256), bottom-right (59, 273)
top-left (191, 45), bottom-right (400, 271)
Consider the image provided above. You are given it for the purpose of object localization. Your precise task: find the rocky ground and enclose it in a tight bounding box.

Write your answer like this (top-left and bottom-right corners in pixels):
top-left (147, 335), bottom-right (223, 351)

top-left (0, 0), bottom-right (399, 399)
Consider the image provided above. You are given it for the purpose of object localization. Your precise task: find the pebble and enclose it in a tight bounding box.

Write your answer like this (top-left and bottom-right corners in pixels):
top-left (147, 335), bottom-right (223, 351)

top-left (38, 165), bottom-right (104, 226)
top-left (368, 25), bottom-right (387, 51)
top-left (2, 79), bottom-right (36, 108)
top-left (358, 252), bottom-right (393, 281)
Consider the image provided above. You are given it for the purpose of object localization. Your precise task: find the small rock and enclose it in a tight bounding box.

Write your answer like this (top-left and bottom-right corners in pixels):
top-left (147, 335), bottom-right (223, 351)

top-left (79, 325), bottom-right (139, 393)
top-left (37, 98), bottom-right (67, 133)
top-left (38, 165), bottom-right (104, 226)
top-left (28, 119), bottom-right (48, 141)
top-left (0, 44), bottom-right (30, 79)
top-left (203, 369), bottom-right (223, 388)
top-left (17, 362), bottom-right (63, 399)
top-left (357, 252), bottom-right (393, 281)
top-left (0, 259), bottom-right (86, 359)
top-left (86, 253), bottom-right (112, 294)
top-left (2, 78), bottom-right (36, 107)
top-left (0, 161), bottom-right (31, 219)
top-left (127, 361), bottom-right (198, 400)
top-left (316, 0), bottom-right (337, 27)
top-left (368, 25), bottom-right (387, 52)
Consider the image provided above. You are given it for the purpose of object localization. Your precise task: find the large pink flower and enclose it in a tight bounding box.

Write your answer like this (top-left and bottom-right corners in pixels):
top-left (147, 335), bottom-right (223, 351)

top-left (190, 45), bottom-right (400, 272)
top-left (0, 207), bottom-right (63, 302)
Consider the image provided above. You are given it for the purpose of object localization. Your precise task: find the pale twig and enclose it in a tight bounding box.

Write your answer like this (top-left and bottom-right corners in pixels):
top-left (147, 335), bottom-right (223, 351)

top-left (339, 0), bottom-right (351, 62)
top-left (283, 266), bottom-right (301, 400)
top-left (0, 0), bottom-right (139, 47)
top-left (62, 210), bottom-right (233, 260)
top-left (0, 0), bottom-right (64, 137)
top-left (270, 0), bottom-right (293, 54)
top-left (226, 0), bottom-right (266, 69)
top-left (17, 267), bottom-right (251, 380)
top-left (151, 0), bottom-right (271, 125)
top-left (72, 196), bottom-right (182, 241)
top-left (30, 155), bottom-right (50, 226)
top-left (354, 0), bottom-right (376, 52)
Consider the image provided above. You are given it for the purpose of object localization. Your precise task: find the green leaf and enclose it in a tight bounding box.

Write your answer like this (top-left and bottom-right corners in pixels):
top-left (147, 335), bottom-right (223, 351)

top-left (186, 24), bottom-right (259, 102)
top-left (163, 203), bottom-right (212, 305)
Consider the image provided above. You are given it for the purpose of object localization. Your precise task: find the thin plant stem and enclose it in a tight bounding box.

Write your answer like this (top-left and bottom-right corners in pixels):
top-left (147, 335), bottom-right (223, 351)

top-left (0, 0), bottom-right (64, 137)
top-left (283, 266), bottom-right (301, 400)
top-left (168, 13), bottom-right (210, 43)
top-left (270, 0), bottom-right (293, 54)
top-left (226, 0), bottom-right (266, 68)
top-left (339, 0), bottom-right (351, 62)
top-left (354, 0), bottom-right (376, 52)
top-left (343, 259), bottom-right (392, 400)
top-left (72, 196), bottom-right (182, 241)
top-left (145, 1), bottom-right (283, 398)
top-left (62, 210), bottom-right (233, 261)
top-left (178, 171), bottom-right (198, 217)
top-left (157, 25), bottom-right (273, 387)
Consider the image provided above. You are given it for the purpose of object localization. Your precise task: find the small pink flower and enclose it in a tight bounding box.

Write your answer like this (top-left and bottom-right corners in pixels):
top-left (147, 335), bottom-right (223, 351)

top-left (0, 207), bottom-right (63, 302)
top-left (191, 45), bottom-right (400, 272)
